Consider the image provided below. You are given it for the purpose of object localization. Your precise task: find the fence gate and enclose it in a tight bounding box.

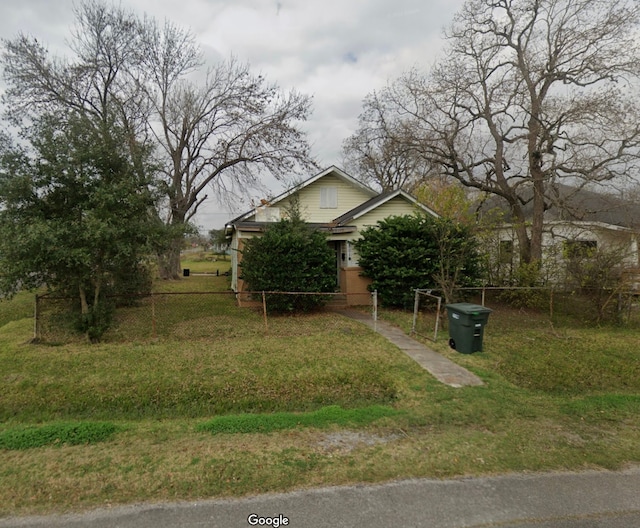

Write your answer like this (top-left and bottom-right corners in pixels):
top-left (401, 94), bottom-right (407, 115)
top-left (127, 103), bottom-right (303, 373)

top-left (411, 289), bottom-right (442, 342)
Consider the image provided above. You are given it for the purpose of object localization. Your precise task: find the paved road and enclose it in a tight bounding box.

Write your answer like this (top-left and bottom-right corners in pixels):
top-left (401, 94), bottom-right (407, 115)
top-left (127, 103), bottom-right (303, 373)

top-left (2, 467), bottom-right (639, 528)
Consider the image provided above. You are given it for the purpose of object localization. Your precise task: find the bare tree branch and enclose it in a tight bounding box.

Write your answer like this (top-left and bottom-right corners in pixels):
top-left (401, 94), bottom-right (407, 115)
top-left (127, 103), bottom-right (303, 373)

top-left (344, 0), bottom-right (640, 265)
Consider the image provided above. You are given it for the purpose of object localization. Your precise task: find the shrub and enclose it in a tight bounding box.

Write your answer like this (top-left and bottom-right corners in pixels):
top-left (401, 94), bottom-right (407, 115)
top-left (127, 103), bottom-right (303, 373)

top-left (497, 261), bottom-right (549, 309)
top-left (564, 245), bottom-right (632, 323)
top-left (240, 215), bottom-right (336, 313)
top-left (354, 214), bottom-right (482, 307)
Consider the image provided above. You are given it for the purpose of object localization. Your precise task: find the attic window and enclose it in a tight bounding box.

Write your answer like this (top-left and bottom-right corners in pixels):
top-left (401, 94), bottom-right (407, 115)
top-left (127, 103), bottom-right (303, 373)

top-left (255, 206), bottom-right (280, 222)
top-left (320, 187), bottom-right (338, 208)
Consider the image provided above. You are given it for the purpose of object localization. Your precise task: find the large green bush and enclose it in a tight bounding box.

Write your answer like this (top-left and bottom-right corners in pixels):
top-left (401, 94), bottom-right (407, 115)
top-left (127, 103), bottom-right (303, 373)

top-left (240, 216), bottom-right (336, 313)
top-left (355, 214), bottom-right (482, 307)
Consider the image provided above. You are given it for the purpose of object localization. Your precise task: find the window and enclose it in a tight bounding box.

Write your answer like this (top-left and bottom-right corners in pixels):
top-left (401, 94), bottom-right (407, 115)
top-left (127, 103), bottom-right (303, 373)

top-left (564, 240), bottom-right (597, 259)
top-left (255, 206), bottom-right (280, 222)
top-left (320, 187), bottom-right (338, 208)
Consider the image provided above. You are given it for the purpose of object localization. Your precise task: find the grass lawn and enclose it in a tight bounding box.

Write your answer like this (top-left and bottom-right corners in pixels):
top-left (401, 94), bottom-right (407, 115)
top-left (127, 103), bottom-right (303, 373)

top-left (179, 251), bottom-right (231, 275)
top-left (0, 277), bottom-right (639, 516)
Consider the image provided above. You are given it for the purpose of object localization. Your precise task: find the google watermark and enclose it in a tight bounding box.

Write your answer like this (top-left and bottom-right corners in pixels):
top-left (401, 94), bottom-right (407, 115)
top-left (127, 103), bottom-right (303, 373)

top-left (247, 513), bottom-right (290, 527)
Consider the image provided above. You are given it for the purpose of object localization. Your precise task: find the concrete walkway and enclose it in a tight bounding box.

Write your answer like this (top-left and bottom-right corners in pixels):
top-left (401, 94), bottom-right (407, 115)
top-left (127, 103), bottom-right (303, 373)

top-left (338, 310), bottom-right (484, 388)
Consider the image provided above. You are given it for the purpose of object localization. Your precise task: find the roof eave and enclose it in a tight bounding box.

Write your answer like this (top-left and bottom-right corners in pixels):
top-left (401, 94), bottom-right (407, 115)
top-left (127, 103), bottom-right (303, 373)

top-left (335, 189), bottom-right (439, 225)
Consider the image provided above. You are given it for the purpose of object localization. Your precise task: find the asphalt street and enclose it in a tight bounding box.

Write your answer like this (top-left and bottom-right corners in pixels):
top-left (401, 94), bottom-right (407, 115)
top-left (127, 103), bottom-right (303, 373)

top-left (1, 467), bottom-right (639, 528)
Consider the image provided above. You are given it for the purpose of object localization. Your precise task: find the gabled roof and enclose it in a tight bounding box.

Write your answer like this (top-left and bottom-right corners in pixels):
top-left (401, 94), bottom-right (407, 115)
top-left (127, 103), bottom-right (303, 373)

top-left (333, 189), bottom-right (439, 226)
top-left (226, 166), bottom-right (377, 226)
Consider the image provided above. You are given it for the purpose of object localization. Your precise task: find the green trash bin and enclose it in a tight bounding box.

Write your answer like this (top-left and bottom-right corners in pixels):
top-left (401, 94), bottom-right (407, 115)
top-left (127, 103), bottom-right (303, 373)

top-left (445, 303), bottom-right (492, 354)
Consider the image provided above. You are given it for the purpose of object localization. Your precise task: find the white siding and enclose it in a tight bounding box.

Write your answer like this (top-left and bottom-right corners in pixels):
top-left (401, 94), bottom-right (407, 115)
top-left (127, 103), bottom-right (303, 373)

top-left (230, 231), bottom-right (239, 291)
top-left (352, 196), bottom-right (421, 233)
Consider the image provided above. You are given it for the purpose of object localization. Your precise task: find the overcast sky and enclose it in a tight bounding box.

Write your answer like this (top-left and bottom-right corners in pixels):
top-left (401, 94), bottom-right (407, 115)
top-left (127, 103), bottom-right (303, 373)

top-left (0, 0), bottom-right (466, 228)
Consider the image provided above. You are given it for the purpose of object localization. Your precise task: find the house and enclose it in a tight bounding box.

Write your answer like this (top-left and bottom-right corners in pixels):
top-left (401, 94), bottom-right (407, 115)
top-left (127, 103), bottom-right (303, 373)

top-left (224, 166), bottom-right (439, 304)
top-left (479, 184), bottom-right (640, 288)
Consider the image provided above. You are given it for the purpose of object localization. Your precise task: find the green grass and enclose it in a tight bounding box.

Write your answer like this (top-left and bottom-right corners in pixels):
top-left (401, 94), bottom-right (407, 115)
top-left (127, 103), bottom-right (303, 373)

top-left (0, 290), bottom-right (34, 328)
top-left (1, 295), bottom-right (399, 422)
top-left (388, 303), bottom-right (640, 395)
top-left (179, 252), bottom-right (231, 275)
top-left (560, 394), bottom-right (640, 422)
top-left (151, 270), bottom-right (231, 292)
top-left (197, 405), bottom-right (401, 434)
top-left (0, 422), bottom-right (119, 450)
top-left (0, 282), bottom-right (639, 516)
top-left (486, 326), bottom-right (640, 394)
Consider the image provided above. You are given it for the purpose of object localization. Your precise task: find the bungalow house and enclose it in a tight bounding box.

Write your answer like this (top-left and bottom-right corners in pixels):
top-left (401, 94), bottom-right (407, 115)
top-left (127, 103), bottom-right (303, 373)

top-left (225, 166), bottom-right (439, 304)
top-left (479, 184), bottom-right (640, 288)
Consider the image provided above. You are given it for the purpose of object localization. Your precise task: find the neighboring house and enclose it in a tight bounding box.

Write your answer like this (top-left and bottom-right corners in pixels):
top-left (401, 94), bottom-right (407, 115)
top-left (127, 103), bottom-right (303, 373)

top-left (225, 166), bottom-right (439, 304)
top-left (480, 184), bottom-right (640, 288)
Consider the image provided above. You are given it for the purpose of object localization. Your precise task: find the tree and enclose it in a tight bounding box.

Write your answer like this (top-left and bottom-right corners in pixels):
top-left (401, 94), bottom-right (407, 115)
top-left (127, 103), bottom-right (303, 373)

top-left (354, 215), bottom-right (482, 307)
top-left (2, 0), bottom-right (316, 280)
top-left (342, 91), bottom-right (431, 192)
top-left (136, 21), bottom-right (316, 279)
top-left (209, 228), bottom-right (229, 251)
top-left (412, 177), bottom-right (477, 225)
top-left (0, 111), bottom-right (162, 340)
top-left (2, 1), bottom-right (149, 153)
top-left (239, 215), bottom-right (336, 313)
top-left (347, 0), bottom-right (640, 268)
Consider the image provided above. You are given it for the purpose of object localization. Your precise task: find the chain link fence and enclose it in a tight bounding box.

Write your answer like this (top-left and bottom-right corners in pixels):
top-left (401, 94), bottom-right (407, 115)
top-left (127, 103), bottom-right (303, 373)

top-left (32, 284), bottom-right (638, 344)
top-left (34, 290), bottom-right (377, 344)
top-left (410, 286), bottom-right (640, 342)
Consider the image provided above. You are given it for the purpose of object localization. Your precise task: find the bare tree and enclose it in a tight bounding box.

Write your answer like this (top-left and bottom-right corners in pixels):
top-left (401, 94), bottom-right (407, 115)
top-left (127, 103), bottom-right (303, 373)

top-left (342, 90), bottom-right (432, 192)
top-left (138, 17), bottom-right (315, 276)
top-left (2, 1), bottom-right (149, 153)
top-left (348, 0), bottom-right (640, 266)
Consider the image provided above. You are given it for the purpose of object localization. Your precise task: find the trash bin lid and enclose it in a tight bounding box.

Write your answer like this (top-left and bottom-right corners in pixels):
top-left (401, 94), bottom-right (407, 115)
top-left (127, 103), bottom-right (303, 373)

top-left (445, 302), bottom-right (492, 315)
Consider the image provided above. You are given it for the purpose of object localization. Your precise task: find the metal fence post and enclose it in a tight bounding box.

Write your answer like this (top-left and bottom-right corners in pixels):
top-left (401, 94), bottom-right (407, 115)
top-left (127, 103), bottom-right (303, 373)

top-left (262, 291), bottom-right (268, 333)
top-left (151, 292), bottom-right (157, 339)
top-left (411, 289), bottom-right (420, 335)
top-left (434, 295), bottom-right (442, 343)
top-left (33, 294), bottom-right (39, 342)
top-left (372, 290), bottom-right (378, 332)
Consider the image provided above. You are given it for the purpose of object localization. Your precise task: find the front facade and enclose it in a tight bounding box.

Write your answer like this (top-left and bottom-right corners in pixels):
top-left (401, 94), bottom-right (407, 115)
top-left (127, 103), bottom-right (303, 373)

top-left (225, 166), bottom-right (438, 304)
top-left (487, 221), bottom-right (640, 288)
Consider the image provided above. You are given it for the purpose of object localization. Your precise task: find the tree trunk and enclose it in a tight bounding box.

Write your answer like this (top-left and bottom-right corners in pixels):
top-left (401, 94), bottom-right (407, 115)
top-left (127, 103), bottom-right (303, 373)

top-left (158, 236), bottom-right (183, 280)
top-left (529, 149), bottom-right (546, 264)
top-left (530, 179), bottom-right (545, 264)
top-left (79, 286), bottom-right (89, 314)
top-left (513, 220), bottom-right (532, 265)
top-left (158, 206), bottom-right (187, 280)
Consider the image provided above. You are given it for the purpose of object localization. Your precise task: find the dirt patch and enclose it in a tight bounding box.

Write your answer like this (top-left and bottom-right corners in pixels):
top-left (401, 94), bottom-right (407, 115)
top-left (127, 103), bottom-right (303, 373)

top-left (316, 430), bottom-right (401, 454)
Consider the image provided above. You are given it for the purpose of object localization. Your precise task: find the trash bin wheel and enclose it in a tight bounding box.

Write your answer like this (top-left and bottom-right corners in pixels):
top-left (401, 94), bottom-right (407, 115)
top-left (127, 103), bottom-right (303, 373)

top-left (449, 338), bottom-right (456, 350)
